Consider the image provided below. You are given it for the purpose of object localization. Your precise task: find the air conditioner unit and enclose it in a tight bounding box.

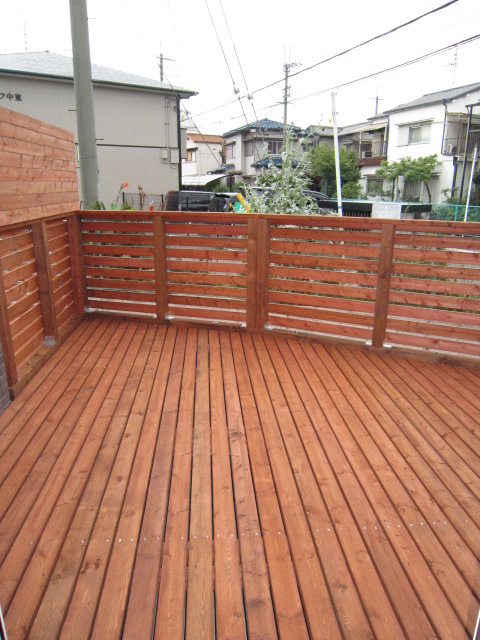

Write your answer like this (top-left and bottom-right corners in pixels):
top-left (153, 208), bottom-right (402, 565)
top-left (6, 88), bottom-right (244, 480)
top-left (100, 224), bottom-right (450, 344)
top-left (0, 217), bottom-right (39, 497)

top-left (361, 150), bottom-right (372, 158)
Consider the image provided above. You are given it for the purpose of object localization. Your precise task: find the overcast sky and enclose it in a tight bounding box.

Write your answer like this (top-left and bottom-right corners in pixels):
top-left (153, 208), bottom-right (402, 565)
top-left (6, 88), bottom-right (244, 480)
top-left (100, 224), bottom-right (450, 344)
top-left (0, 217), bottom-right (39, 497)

top-left (2, 0), bottom-right (480, 134)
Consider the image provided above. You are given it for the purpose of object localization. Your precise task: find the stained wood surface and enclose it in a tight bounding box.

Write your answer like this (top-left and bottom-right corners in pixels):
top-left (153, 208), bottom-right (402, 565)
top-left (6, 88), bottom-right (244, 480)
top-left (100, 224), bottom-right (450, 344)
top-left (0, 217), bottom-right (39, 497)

top-left (0, 318), bottom-right (478, 639)
top-left (0, 107), bottom-right (79, 226)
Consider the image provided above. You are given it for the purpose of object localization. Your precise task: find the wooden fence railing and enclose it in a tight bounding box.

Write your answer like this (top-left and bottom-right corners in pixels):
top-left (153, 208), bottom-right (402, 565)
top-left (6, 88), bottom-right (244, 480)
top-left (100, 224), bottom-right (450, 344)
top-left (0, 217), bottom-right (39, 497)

top-left (0, 209), bottom-right (479, 394)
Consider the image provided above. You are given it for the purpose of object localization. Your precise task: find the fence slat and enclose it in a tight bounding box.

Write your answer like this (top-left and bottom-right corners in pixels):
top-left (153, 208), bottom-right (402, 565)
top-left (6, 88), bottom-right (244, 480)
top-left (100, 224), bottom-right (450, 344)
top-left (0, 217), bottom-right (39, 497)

top-left (31, 220), bottom-right (58, 342)
top-left (372, 224), bottom-right (395, 348)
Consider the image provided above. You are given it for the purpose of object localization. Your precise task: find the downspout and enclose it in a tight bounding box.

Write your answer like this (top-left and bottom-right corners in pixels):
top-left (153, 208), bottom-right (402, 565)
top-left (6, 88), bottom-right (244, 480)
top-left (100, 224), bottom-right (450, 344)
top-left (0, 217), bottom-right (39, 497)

top-left (176, 96), bottom-right (182, 191)
top-left (440, 100), bottom-right (447, 154)
top-left (459, 105), bottom-right (473, 200)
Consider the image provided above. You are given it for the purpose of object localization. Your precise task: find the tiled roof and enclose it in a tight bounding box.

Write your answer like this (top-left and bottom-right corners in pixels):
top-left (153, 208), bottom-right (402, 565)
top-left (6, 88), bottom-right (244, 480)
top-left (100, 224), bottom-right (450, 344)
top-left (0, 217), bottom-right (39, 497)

top-left (0, 51), bottom-right (196, 97)
top-left (187, 133), bottom-right (224, 144)
top-left (382, 82), bottom-right (480, 114)
top-left (223, 118), bottom-right (305, 137)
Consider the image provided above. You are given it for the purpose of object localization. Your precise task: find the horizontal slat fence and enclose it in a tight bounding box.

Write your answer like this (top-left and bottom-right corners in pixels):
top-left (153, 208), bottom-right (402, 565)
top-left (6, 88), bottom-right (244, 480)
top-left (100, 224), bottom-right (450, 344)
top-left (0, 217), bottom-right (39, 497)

top-left (82, 213), bottom-right (156, 318)
top-left (386, 222), bottom-right (480, 356)
top-left (2, 210), bottom-right (480, 394)
top-left (77, 212), bottom-right (480, 361)
top-left (268, 219), bottom-right (382, 341)
top-left (165, 217), bottom-right (247, 324)
top-left (0, 227), bottom-right (43, 377)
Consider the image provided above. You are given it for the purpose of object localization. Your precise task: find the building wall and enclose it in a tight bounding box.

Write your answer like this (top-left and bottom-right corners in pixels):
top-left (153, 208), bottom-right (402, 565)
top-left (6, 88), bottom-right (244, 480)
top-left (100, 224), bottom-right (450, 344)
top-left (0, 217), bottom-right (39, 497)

top-left (387, 91), bottom-right (480, 202)
top-left (0, 73), bottom-right (182, 206)
top-left (183, 140), bottom-right (223, 176)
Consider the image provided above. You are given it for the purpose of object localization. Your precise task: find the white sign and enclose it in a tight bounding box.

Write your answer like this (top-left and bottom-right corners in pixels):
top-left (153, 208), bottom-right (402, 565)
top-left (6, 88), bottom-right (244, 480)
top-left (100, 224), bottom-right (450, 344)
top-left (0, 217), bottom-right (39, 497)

top-left (372, 203), bottom-right (402, 219)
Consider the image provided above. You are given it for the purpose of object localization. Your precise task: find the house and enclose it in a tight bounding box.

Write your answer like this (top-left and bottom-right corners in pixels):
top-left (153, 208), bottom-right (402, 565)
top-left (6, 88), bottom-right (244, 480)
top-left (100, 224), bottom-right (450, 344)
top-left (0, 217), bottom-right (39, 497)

top-left (0, 51), bottom-right (196, 206)
top-left (380, 82), bottom-right (480, 202)
top-left (222, 118), bottom-right (306, 184)
top-left (181, 132), bottom-right (228, 189)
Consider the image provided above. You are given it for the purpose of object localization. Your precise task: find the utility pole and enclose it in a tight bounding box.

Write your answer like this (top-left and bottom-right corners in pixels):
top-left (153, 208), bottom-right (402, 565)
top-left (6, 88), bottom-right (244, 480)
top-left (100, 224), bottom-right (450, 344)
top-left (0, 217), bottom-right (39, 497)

top-left (69, 0), bottom-right (100, 207)
top-left (157, 53), bottom-right (174, 83)
top-left (331, 92), bottom-right (343, 217)
top-left (282, 61), bottom-right (300, 148)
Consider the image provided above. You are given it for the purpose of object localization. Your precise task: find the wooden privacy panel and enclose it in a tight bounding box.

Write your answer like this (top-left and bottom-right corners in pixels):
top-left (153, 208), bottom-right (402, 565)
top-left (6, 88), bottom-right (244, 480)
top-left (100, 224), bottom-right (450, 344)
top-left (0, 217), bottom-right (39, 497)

top-left (81, 213), bottom-right (156, 317)
top-left (0, 107), bottom-right (79, 226)
top-left (0, 227), bottom-right (44, 369)
top-left (165, 218), bottom-right (247, 324)
top-left (46, 219), bottom-right (76, 331)
top-left (269, 219), bottom-right (382, 342)
top-left (386, 221), bottom-right (480, 356)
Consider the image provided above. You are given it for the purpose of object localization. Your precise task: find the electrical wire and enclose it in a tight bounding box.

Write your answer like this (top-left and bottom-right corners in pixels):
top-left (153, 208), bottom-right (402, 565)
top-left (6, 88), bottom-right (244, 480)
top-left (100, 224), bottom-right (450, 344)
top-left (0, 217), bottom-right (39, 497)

top-left (250, 0), bottom-right (460, 96)
top-left (217, 0), bottom-right (266, 158)
top-left (195, 33), bottom-right (480, 129)
top-left (190, 0), bottom-right (461, 121)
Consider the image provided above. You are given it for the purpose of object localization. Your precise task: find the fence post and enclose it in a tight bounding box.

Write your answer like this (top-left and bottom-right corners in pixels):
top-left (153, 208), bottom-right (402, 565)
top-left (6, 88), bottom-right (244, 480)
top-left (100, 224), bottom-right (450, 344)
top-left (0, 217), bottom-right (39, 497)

top-left (0, 256), bottom-right (18, 387)
top-left (67, 213), bottom-right (87, 317)
top-left (247, 217), bottom-right (270, 331)
top-left (31, 220), bottom-right (58, 344)
top-left (153, 215), bottom-right (168, 322)
top-left (372, 223), bottom-right (395, 348)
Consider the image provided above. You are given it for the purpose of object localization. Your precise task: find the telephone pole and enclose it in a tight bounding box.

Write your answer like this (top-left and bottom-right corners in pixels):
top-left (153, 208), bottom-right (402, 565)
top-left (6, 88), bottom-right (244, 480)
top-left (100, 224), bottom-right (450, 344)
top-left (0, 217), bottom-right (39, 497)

top-left (282, 61), bottom-right (300, 147)
top-left (157, 53), bottom-right (174, 83)
top-left (69, 0), bottom-right (100, 207)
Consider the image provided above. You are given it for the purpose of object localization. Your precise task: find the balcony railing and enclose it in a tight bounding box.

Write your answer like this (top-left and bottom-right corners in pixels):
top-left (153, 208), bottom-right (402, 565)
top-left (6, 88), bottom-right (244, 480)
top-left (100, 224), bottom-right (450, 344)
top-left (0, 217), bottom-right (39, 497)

top-left (1, 210), bottom-right (479, 397)
top-left (442, 130), bottom-right (480, 155)
top-left (359, 142), bottom-right (387, 158)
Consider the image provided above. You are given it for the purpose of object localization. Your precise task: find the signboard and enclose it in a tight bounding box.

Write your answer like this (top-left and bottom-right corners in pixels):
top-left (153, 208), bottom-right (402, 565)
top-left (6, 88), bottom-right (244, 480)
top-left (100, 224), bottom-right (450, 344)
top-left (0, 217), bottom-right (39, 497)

top-left (372, 203), bottom-right (402, 219)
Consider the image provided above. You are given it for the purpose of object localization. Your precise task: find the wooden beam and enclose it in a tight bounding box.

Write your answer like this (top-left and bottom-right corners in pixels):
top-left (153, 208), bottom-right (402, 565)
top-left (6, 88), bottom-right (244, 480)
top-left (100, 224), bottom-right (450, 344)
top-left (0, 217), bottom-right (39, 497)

top-left (153, 215), bottom-right (167, 322)
top-left (372, 223), bottom-right (395, 348)
top-left (67, 214), bottom-right (87, 317)
top-left (0, 256), bottom-right (18, 387)
top-left (247, 217), bottom-right (270, 330)
top-left (31, 220), bottom-right (58, 343)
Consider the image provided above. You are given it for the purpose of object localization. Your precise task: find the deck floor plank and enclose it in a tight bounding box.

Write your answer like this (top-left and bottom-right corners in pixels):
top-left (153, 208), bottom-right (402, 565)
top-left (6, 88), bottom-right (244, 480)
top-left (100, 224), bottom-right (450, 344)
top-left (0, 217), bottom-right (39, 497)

top-left (219, 331), bottom-right (277, 640)
top-left (121, 327), bottom-right (185, 640)
top-left (0, 318), bottom-right (478, 640)
top-left (57, 324), bottom-right (158, 639)
top-left (209, 330), bottom-right (245, 640)
top-left (154, 328), bottom-right (197, 640)
top-left (0, 321), bottom-right (126, 609)
top-left (27, 322), bottom-right (150, 639)
top-left (328, 344), bottom-right (480, 596)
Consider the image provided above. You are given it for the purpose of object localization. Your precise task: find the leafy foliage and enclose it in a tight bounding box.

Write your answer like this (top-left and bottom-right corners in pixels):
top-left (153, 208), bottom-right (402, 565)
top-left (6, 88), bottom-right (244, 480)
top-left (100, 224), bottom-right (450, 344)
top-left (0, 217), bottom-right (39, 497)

top-left (246, 128), bottom-right (318, 214)
top-left (376, 155), bottom-right (441, 202)
top-left (307, 143), bottom-right (361, 197)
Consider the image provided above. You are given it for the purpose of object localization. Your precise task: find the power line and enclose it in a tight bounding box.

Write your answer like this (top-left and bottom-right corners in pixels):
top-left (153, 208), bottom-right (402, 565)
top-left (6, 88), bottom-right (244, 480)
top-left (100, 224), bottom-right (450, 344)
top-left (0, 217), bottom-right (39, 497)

top-left (190, 0), bottom-right (460, 121)
top-left (251, 0), bottom-right (460, 96)
top-left (195, 33), bottom-right (480, 129)
top-left (217, 0), bottom-right (266, 155)
top-left (289, 33), bottom-right (480, 105)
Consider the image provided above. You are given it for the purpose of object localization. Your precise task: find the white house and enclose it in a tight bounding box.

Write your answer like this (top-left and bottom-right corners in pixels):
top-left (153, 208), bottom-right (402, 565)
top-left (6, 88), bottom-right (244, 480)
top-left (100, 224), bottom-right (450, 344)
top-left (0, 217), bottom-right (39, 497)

top-left (0, 51), bottom-right (196, 207)
top-left (381, 82), bottom-right (480, 202)
top-left (181, 132), bottom-right (227, 188)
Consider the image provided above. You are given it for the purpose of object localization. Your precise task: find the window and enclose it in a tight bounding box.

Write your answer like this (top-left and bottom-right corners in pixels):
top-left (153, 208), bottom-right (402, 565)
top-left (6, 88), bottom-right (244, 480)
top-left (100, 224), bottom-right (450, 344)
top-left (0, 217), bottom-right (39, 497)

top-left (244, 140), bottom-right (254, 156)
top-left (226, 144), bottom-right (235, 159)
top-left (267, 140), bottom-right (282, 154)
top-left (408, 123), bottom-right (430, 144)
top-left (186, 149), bottom-right (196, 162)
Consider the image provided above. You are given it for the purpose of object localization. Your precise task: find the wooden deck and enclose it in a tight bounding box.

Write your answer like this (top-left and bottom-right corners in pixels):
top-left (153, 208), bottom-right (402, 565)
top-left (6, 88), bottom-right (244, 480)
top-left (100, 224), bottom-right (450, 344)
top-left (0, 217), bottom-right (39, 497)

top-left (0, 318), bottom-right (479, 639)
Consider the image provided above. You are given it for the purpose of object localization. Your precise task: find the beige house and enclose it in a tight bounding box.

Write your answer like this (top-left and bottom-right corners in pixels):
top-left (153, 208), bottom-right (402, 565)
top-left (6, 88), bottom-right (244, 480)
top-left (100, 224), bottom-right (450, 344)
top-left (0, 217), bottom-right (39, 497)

top-left (0, 51), bottom-right (196, 207)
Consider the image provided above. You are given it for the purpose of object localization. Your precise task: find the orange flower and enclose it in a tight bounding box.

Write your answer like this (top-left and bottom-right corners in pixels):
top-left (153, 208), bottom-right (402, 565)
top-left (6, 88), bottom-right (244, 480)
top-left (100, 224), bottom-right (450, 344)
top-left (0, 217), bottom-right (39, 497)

top-left (123, 182), bottom-right (129, 188)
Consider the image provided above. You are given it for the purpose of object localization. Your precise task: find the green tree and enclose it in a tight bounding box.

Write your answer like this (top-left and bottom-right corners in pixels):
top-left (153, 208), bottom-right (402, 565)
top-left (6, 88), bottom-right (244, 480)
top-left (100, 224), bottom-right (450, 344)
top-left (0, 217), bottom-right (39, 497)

top-left (376, 155), bottom-right (441, 203)
top-left (307, 143), bottom-right (361, 198)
